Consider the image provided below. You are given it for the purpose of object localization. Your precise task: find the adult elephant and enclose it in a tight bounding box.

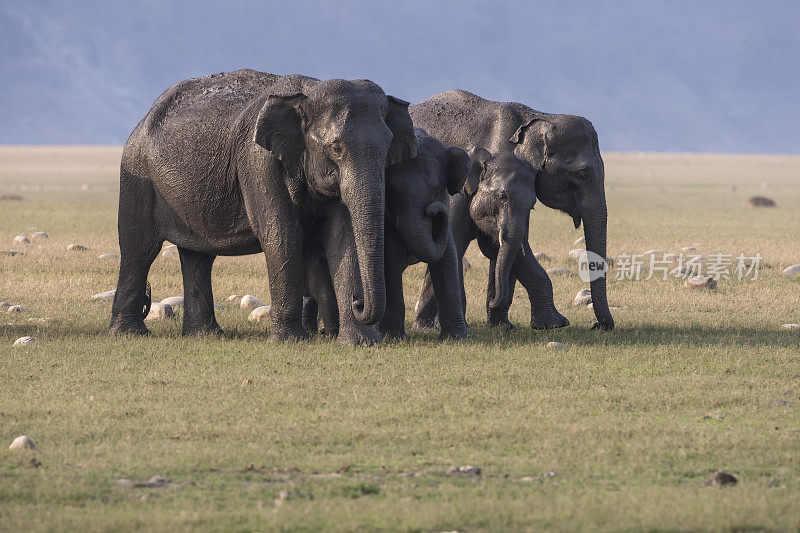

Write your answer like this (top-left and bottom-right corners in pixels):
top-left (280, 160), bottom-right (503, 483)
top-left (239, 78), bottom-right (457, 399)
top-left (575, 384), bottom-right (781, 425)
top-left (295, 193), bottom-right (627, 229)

top-left (410, 90), bottom-right (613, 330)
top-left (110, 69), bottom-right (416, 341)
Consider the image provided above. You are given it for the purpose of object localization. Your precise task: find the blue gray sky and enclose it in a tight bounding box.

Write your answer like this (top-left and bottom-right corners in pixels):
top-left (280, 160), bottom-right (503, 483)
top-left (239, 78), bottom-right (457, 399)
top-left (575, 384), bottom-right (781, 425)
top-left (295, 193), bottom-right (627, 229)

top-left (1, 0), bottom-right (798, 152)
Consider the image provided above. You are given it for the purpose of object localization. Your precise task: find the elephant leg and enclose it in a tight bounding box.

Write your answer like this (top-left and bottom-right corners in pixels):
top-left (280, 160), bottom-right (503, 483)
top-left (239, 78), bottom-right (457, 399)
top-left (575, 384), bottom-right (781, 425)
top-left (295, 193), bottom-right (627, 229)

top-left (304, 251), bottom-right (339, 337)
top-left (177, 247), bottom-right (222, 336)
top-left (322, 204), bottom-right (381, 346)
top-left (378, 226), bottom-right (407, 340)
top-left (485, 257), bottom-right (517, 330)
top-left (514, 242), bottom-right (569, 329)
top-left (430, 232), bottom-right (469, 340)
top-left (110, 168), bottom-right (162, 336)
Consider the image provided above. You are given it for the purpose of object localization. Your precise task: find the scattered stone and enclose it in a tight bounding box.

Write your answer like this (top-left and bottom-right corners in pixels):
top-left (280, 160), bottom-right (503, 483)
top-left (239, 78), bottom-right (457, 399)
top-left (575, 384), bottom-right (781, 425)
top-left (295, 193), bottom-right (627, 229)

top-left (534, 252), bottom-right (550, 262)
top-left (240, 294), bottom-right (263, 310)
top-left (782, 324), bottom-right (799, 330)
top-left (1, 194), bottom-right (24, 201)
top-left (573, 236), bottom-right (586, 246)
top-left (7, 305), bottom-right (24, 314)
top-left (685, 276), bottom-right (717, 290)
top-left (708, 470), bottom-right (738, 486)
top-left (162, 248), bottom-right (178, 259)
top-left (567, 248), bottom-right (585, 262)
top-left (145, 302), bottom-right (174, 321)
top-left (160, 296), bottom-right (184, 308)
top-left (9, 435), bottom-right (35, 450)
top-left (546, 267), bottom-right (572, 276)
top-left (226, 294), bottom-right (239, 302)
top-left (682, 246), bottom-right (696, 253)
top-left (66, 244), bottom-right (88, 252)
top-left (13, 235), bottom-right (30, 245)
top-left (572, 288), bottom-right (592, 306)
top-left (13, 336), bottom-right (36, 346)
top-left (214, 302), bottom-right (223, 309)
top-left (248, 305), bottom-right (271, 323)
top-left (547, 341), bottom-right (566, 350)
top-left (98, 253), bottom-right (118, 260)
top-left (519, 476), bottom-right (537, 483)
top-left (28, 317), bottom-right (56, 324)
top-left (746, 196), bottom-right (775, 207)
top-left (2, 249), bottom-right (23, 256)
top-left (31, 231), bottom-right (48, 240)
top-left (462, 257), bottom-right (472, 272)
top-left (781, 265), bottom-right (800, 278)
top-left (447, 465), bottom-right (481, 477)
top-left (92, 290), bottom-right (116, 302)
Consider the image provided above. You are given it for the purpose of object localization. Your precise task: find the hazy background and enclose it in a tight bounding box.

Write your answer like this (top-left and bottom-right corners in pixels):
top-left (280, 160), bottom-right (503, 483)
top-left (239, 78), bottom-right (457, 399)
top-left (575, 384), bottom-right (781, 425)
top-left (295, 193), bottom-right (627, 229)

top-left (1, 0), bottom-right (798, 153)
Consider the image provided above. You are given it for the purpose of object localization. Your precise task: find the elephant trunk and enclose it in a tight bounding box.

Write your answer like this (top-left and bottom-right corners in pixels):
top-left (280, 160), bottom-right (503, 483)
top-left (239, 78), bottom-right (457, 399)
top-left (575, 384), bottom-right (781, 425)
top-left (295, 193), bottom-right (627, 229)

top-left (402, 201), bottom-right (449, 263)
top-left (582, 190), bottom-right (614, 330)
top-left (342, 170), bottom-right (386, 325)
top-left (488, 216), bottom-right (525, 310)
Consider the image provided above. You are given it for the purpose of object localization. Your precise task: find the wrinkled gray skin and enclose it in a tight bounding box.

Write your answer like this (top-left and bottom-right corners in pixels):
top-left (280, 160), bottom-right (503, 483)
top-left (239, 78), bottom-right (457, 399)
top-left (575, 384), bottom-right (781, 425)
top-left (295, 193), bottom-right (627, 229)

top-left (418, 147), bottom-right (569, 330)
top-left (411, 90), bottom-right (613, 330)
top-left (110, 69), bottom-right (416, 342)
top-left (303, 128), bottom-right (471, 342)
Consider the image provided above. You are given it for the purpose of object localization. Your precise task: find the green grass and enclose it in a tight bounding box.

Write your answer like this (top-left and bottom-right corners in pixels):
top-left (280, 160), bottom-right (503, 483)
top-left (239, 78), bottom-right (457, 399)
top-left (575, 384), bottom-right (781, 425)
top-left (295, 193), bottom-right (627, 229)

top-left (1, 149), bottom-right (799, 531)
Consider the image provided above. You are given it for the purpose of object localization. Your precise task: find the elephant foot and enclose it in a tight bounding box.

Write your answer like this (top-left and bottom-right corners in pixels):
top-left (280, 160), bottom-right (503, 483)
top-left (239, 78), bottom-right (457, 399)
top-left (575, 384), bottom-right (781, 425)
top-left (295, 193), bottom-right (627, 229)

top-left (412, 316), bottom-right (437, 330)
top-left (439, 327), bottom-right (469, 341)
top-left (270, 325), bottom-right (310, 342)
top-left (487, 318), bottom-right (516, 331)
top-left (182, 321), bottom-right (224, 337)
top-left (532, 309), bottom-right (570, 330)
top-left (338, 323), bottom-right (381, 346)
top-left (109, 317), bottom-right (151, 336)
top-left (591, 319), bottom-right (615, 331)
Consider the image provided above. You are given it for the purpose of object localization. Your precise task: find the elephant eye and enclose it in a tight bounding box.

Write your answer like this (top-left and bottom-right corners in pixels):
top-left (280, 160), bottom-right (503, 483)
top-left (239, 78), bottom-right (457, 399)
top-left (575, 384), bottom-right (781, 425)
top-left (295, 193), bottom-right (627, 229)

top-left (498, 190), bottom-right (509, 201)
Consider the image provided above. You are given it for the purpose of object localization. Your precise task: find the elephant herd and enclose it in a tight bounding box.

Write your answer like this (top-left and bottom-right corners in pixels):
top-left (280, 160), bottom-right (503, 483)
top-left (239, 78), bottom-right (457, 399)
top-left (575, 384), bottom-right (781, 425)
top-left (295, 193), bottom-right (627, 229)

top-left (109, 69), bottom-right (613, 345)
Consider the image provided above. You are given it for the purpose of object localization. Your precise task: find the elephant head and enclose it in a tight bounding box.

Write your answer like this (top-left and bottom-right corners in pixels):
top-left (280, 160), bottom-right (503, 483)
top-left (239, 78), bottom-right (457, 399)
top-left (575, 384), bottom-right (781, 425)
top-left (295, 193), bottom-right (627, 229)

top-left (510, 115), bottom-right (613, 330)
top-left (386, 128), bottom-right (471, 263)
top-left (253, 79), bottom-right (417, 324)
top-left (466, 147), bottom-right (537, 311)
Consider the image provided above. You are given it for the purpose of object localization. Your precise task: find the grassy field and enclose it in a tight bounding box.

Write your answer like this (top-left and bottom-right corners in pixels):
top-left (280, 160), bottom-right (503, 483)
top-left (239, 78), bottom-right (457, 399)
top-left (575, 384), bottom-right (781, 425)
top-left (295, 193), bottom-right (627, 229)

top-left (1, 146), bottom-right (799, 531)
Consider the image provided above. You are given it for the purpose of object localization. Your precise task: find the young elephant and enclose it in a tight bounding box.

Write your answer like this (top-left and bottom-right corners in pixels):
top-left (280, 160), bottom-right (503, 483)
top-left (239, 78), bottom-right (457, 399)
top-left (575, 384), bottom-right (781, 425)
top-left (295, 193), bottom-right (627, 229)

top-left (304, 128), bottom-right (472, 342)
top-left (414, 147), bottom-right (569, 330)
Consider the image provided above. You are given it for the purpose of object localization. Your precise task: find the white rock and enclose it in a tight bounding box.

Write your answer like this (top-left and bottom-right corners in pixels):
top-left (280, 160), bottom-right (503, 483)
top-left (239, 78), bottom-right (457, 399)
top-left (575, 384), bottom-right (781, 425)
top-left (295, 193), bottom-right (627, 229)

top-left (534, 252), bottom-right (550, 262)
top-left (160, 296), bottom-right (184, 308)
top-left (681, 246), bottom-right (696, 253)
top-left (567, 248), bottom-right (585, 262)
top-left (685, 276), bottom-right (717, 290)
top-left (782, 265), bottom-right (800, 278)
top-left (240, 294), bottom-right (263, 310)
top-left (13, 235), bottom-right (30, 245)
top-left (7, 305), bottom-right (24, 314)
top-left (546, 267), bottom-right (572, 276)
top-left (214, 302), bottom-right (223, 309)
top-left (226, 294), bottom-right (239, 302)
top-left (145, 302), bottom-right (174, 321)
top-left (31, 231), bottom-right (48, 240)
top-left (248, 305), bottom-right (272, 323)
top-left (572, 288), bottom-right (592, 306)
top-left (643, 249), bottom-right (664, 256)
top-left (573, 236), bottom-right (586, 246)
top-left (92, 290), bottom-right (116, 302)
top-left (162, 248), bottom-right (178, 259)
top-left (98, 253), bottom-right (118, 260)
top-left (782, 324), bottom-right (799, 330)
top-left (13, 336), bottom-right (36, 346)
top-left (66, 243), bottom-right (88, 252)
top-left (547, 341), bottom-right (567, 350)
top-left (9, 435), bottom-right (35, 450)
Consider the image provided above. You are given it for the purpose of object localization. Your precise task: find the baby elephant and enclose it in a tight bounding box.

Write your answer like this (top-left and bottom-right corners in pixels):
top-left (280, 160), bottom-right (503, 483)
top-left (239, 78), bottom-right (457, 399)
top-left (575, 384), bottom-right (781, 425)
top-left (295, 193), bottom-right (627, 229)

top-left (414, 147), bottom-right (569, 330)
top-left (304, 128), bottom-right (472, 342)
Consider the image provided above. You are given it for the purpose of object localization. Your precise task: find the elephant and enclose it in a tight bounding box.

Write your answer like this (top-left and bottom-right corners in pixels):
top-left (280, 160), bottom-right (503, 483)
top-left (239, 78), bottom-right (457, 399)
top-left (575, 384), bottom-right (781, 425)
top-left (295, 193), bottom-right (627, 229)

top-left (410, 90), bottom-right (614, 330)
top-left (109, 69), bottom-right (416, 341)
top-left (302, 128), bottom-right (472, 342)
top-left (415, 147), bottom-right (569, 330)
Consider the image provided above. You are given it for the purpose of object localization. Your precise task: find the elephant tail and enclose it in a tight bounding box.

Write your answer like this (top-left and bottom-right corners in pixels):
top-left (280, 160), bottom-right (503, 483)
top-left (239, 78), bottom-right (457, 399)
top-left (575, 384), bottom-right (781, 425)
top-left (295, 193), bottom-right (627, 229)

top-left (142, 281), bottom-right (152, 321)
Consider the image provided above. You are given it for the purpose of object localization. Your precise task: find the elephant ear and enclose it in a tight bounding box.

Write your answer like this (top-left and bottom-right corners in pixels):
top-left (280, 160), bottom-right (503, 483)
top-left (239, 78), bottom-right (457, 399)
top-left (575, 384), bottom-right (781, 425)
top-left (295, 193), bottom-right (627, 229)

top-left (385, 95), bottom-right (418, 166)
top-left (445, 146), bottom-right (471, 195)
top-left (510, 117), bottom-right (553, 169)
top-left (253, 93), bottom-right (308, 178)
top-left (463, 147), bottom-right (492, 197)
